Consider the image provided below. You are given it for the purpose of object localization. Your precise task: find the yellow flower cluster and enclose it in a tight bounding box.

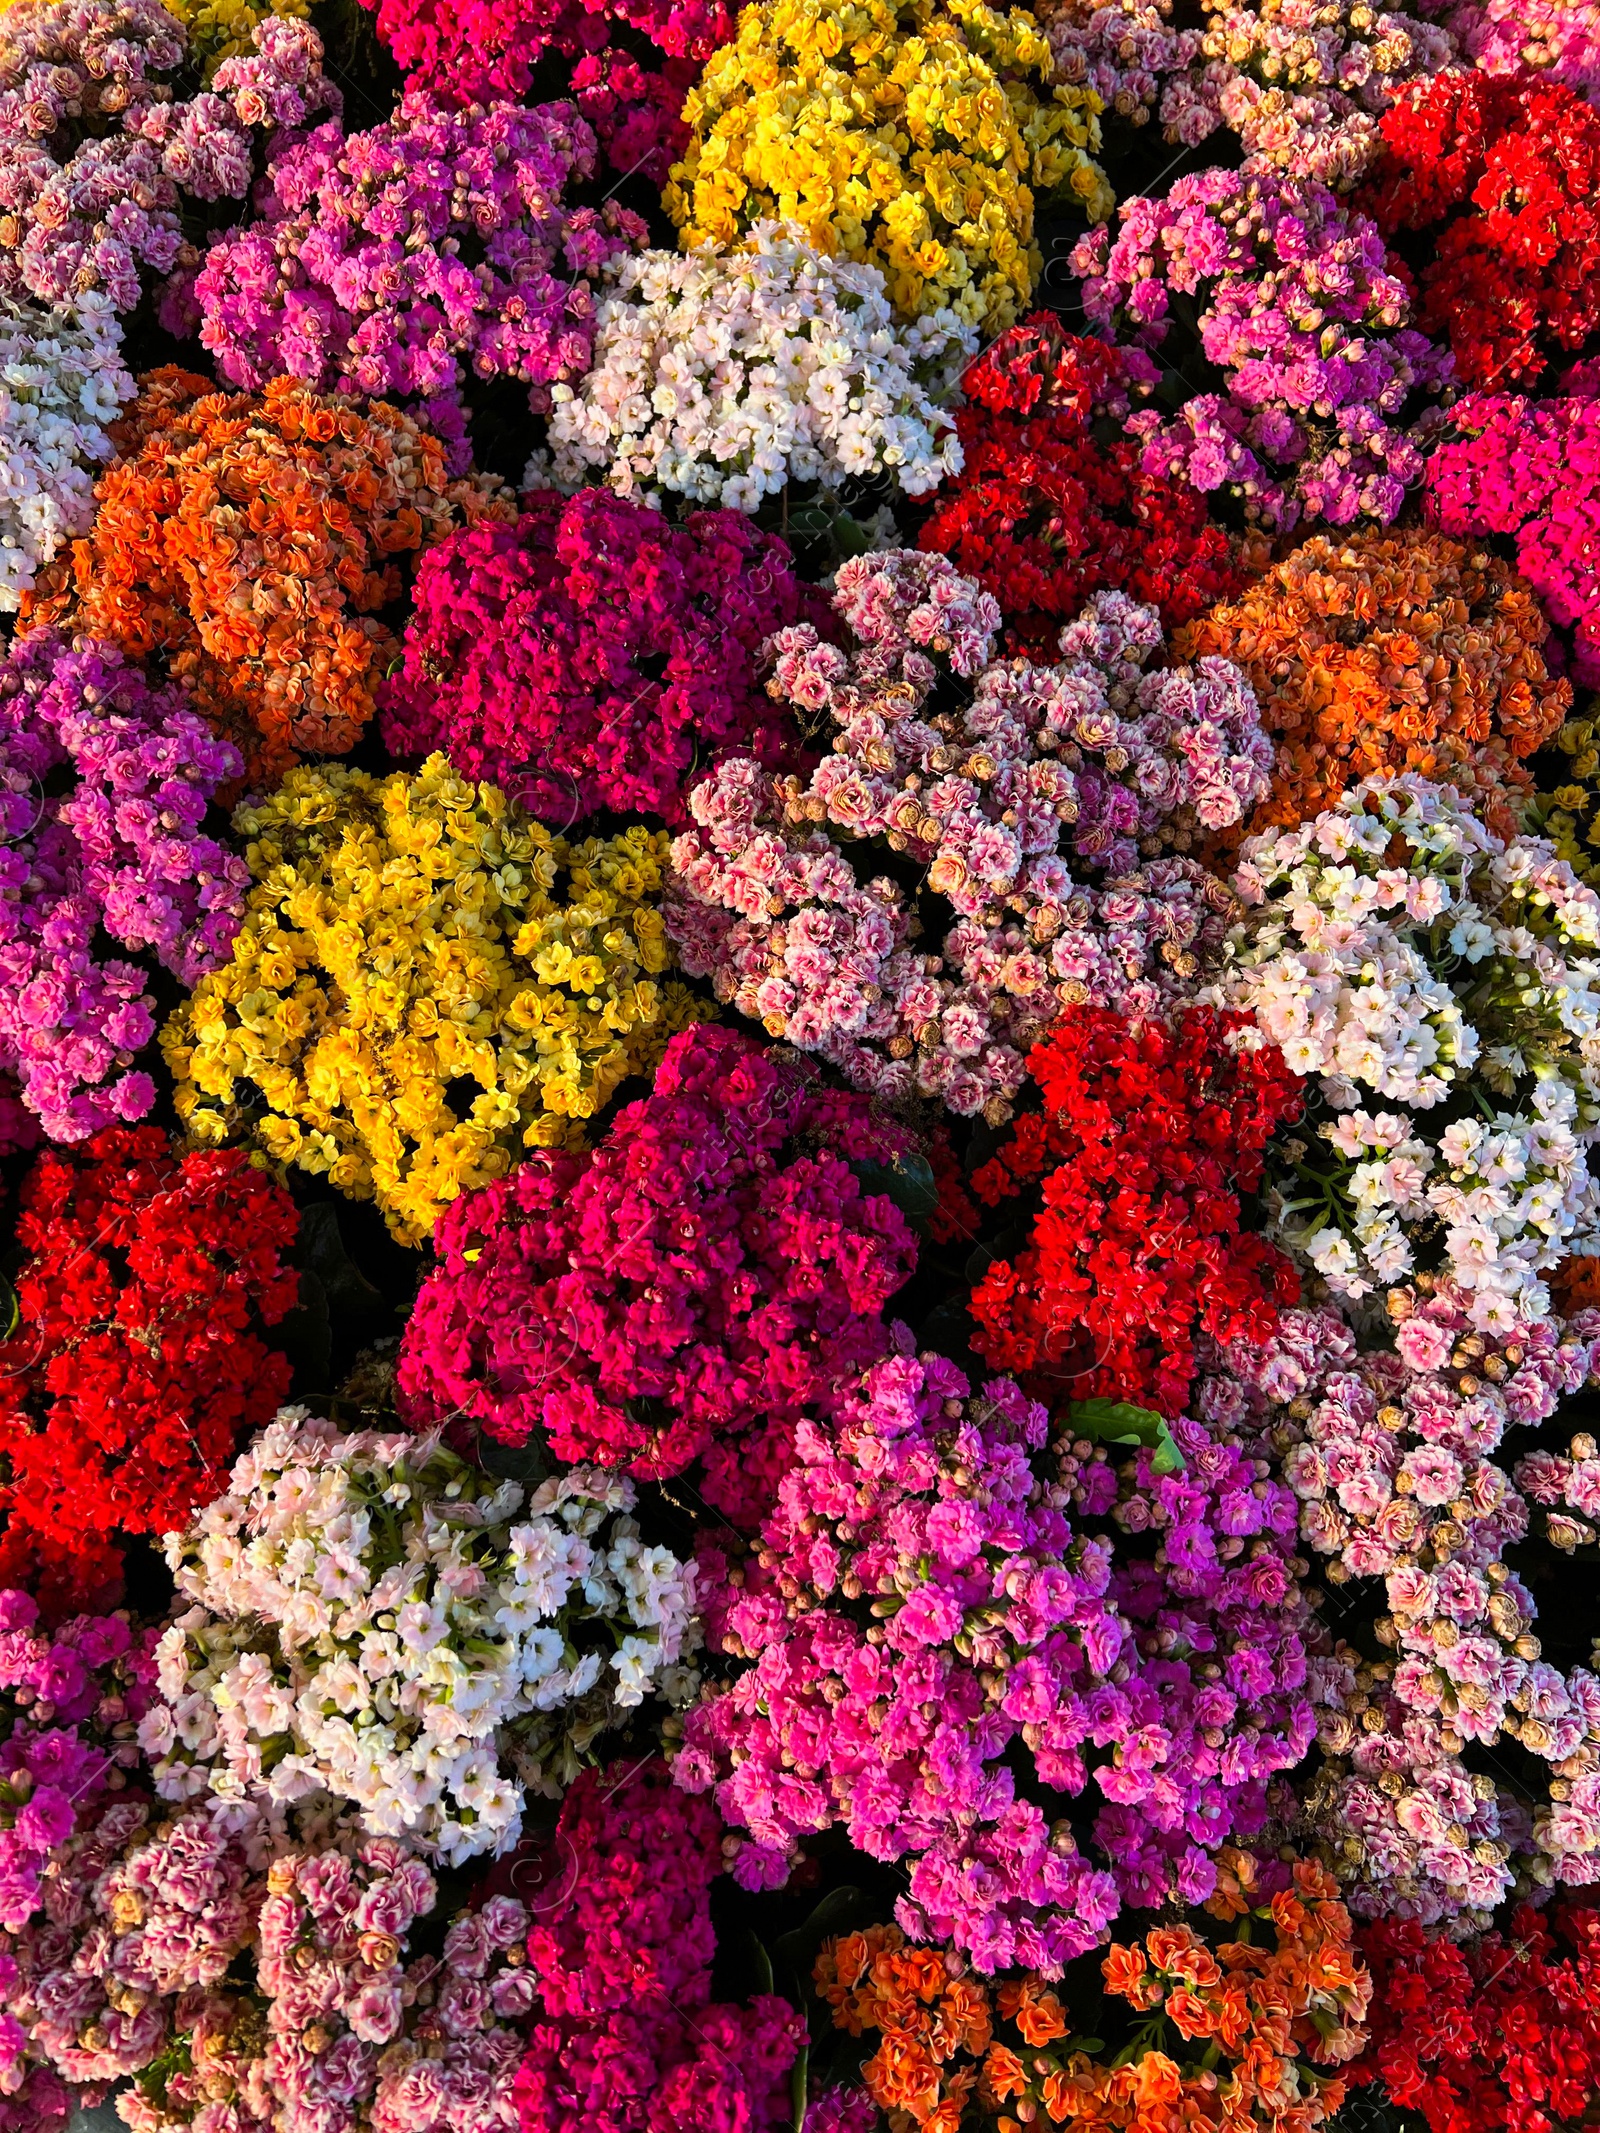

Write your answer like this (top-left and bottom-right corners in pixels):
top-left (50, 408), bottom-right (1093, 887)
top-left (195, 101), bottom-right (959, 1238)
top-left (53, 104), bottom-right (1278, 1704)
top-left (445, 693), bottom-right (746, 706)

top-left (1531, 714), bottom-right (1600, 887)
top-left (164, 0), bottom-right (308, 72)
top-left (161, 755), bottom-right (712, 1245)
top-left (664, 0), bottom-right (1112, 331)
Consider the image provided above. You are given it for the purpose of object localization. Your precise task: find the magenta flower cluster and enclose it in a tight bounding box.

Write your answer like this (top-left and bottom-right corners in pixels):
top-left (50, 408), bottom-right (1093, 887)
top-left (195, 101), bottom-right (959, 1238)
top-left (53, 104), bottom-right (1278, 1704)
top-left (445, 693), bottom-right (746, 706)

top-left (677, 1330), bottom-right (1316, 1975)
top-left (0, 3), bottom-right (337, 313)
top-left (666, 554), bottom-right (1264, 1122)
top-left (379, 488), bottom-right (817, 826)
top-left (1072, 165), bottom-right (1454, 530)
top-left (193, 93), bottom-right (647, 412)
top-left (397, 1023), bottom-right (918, 1526)
top-left (516, 1757), bottom-right (802, 2133)
top-left (0, 1589), bottom-right (146, 1936)
top-left (0, 630), bottom-right (248, 1144)
top-left (1423, 382), bottom-right (1600, 687)
top-left (364, 0), bottom-right (734, 107)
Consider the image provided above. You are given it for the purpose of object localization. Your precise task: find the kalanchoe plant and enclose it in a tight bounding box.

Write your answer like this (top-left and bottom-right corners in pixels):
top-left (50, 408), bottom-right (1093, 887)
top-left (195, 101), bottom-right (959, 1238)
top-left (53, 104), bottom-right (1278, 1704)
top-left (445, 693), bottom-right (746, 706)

top-left (140, 1407), bottom-right (702, 1859)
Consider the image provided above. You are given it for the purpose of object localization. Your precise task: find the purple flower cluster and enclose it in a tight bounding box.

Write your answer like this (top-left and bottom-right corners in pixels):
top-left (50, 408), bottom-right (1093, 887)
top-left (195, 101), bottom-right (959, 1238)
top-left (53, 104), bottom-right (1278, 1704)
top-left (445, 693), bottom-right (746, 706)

top-left (0, 631), bottom-right (248, 1143)
top-left (193, 93), bottom-right (647, 413)
top-left (0, 1589), bottom-right (146, 1935)
top-left (677, 1331), bottom-right (1315, 1973)
top-left (1232, 1289), bottom-right (1600, 1926)
top-left (379, 488), bottom-right (816, 826)
top-left (397, 1023), bottom-right (917, 1526)
top-left (1424, 382), bottom-right (1600, 688)
top-left (0, 4), bottom-right (337, 312)
top-left (666, 555), bottom-right (1263, 1121)
top-left (516, 1758), bottom-right (802, 2133)
top-left (1072, 165), bottom-right (1454, 530)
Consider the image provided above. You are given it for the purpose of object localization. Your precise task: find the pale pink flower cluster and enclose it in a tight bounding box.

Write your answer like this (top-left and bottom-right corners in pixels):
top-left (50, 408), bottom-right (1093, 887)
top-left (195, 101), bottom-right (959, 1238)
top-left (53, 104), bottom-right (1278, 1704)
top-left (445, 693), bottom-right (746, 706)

top-left (1231, 1292), bottom-right (1600, 1925)
top-left (139, 1409), bottom-right (700, 1864)
top-left (1222, 774), bottom-right (1600, 1326)
top-left (667, 555), bottom-right (1265, 1122)
top-left (1517, 1430), bottom-right (1600, 1555)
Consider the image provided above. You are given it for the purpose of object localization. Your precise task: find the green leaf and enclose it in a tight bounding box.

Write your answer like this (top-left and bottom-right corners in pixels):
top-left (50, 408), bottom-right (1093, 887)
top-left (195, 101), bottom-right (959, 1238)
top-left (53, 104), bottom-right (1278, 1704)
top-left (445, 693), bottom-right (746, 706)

top-left (0, 1274), bottom-right (15, 1345)
top-left (771, 1885), bottom-right (869, 1989)
top-left (791, 2040), bottom-right (810, 2133)
top-left (1066, 1398), bottom-right (1185, 1472)
top-left (853, 1154), bottom-right (939, 1236)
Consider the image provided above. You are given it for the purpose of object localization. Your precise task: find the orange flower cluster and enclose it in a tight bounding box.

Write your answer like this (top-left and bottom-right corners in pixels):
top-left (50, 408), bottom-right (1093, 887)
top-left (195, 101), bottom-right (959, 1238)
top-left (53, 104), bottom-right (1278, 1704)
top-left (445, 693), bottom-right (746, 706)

top-left (1174, 530), bottom-right (1570, 842)
top-left (21, 368), bottom-right (513, 786)
top-left (815, 1857), bottom-right (1370, 2133)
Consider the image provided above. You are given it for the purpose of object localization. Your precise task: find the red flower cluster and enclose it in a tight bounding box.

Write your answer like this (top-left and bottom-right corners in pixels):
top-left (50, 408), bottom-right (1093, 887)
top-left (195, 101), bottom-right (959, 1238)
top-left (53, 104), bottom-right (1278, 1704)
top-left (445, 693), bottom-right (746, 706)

top-left (968, 1009), bottom-right (1302, 1417)
top-left (916, 316), bottom-right (1243, 652)
top-left (1352, 1897), bottom-right (1600, 2133)
top-left (0, 1128), bottom-right (299, 1615)
top-left (1362, 72), bottom-right (1600, 389)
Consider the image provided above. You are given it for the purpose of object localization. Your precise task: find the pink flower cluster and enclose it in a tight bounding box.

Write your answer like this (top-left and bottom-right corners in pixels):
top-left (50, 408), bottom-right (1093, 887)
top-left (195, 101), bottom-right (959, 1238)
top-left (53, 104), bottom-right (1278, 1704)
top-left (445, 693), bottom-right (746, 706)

top-left (1072, 165), bottom-right (1453, 530)
top-left (379, 489), bottom-right (816, 826)
top-left (0, 1589), bottom-right (146, 1935)
top-left (515, 1758), bottom-right (802, 2133)
top-left (1231, 1291), bottom-right (1600, 1926)
top-left (1069, 1360), bottom-right (1318, 1910)
top-left (397, 1023), bottom-right (917, 1525)
top-left (677, 1337), bottom-right (1127, 1976)
top-left (0, 630), bottom-right (248, 1144)
top-left (365, 0), bottom-right (733, 107)
top-left (1518, 1430), bottom-right (1600, 1556)
top-left (679, 1331), bottom-right (1317, 1972)
top-left (0, 4), bottom-right (337, 312)
top-left (1423, 384), bottom-right (1600, 688)
top-left (1418, 0), bottom-right (1600, 99)
top-left (194, 94), bottom-right (647, 412)
top-left (666, 554), bottom-right (1263, 1121)
top-left (525, 1761), bottom-right (722, 2017)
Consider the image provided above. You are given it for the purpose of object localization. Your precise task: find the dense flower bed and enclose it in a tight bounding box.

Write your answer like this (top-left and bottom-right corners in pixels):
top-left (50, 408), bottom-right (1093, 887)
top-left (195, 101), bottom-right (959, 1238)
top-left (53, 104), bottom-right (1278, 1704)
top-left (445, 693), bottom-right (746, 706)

top-left (1, 1), bottom-right (1598, 2130)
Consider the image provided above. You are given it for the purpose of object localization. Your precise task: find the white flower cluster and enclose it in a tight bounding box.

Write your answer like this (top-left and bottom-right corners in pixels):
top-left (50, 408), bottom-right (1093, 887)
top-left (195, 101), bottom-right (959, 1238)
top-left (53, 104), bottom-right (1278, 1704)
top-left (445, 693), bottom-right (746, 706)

top-left (138, 1409), bottom-right (700, 1865)
top-left (0, 295), bottom-right (132, 610)
top-left (1220, 774), bottom-right (1600, 1328)
top-left (536, 221), bottom-right (975, 513)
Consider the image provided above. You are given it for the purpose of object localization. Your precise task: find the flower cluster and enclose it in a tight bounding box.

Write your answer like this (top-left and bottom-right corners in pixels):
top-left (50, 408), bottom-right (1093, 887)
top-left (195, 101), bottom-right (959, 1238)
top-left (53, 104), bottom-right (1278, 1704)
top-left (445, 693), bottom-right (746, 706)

top-left (0, 3), bottom-right (337, 311)
top-left (379, 487), bottom-right (818, 826)
top-left (159, 0), bottom-right (309, 73)
top-left (396, 1023), bottom-right (917, 1524)
top-left (515, 1755), bottom-right (803, 2133)
top-left (366, 0), bottom-right (736, 106)
top-left (1352, 1897), bottom-right (1600, 2133)
top-left (541, 222), bottom-right (973, 511)
top-left (1159, 0), bottom-right (1454, 189)
top-left (0, 629), bottom-right (247, 1143)
top-left (1361, 71), bottom-right (1600, 390)
top-left (0, 295), bottom-right (130, 610)
top-left (667, 552), bottom-right (1269, 1120)
top-left (1230, 1293), bottom-right (1600, 1920)
top-left (161, 756), bottom-right (708, 1245)
top-left (663, 0), bottom-right (1112, 332)
top-left (678, 1338), bottom-right (1129, 1975)
top-left (1424, 387), bottom-right (1600, 691)
top-left (1420, 0), bottom-right (1600, 98)
top-left (967, 1007), bottom-right (1303, 1417)
top-left (915, 313), bottom-right (1243, 650)
top-left (122, 1843), bottom-right (534, 2133)
top-left (0, 1127), bottom-right (297, 1614)
top-left (818, 1862), bottom-right (1370, 2133)
top-left (194, 94), bottom-right (649, 413)
top-left (24, 368), bottom-right (511, 786)
top-left (0, 1588), bottom-right (147, 1932)
top-left (1221, 774), bottom-right (1600, 1324)
top-left (1072, 164), bottom-right (1454, 531)
top-left (1175, 529), bottom-right (1572, 841)
top-left (142, 1407), bottom-right (699, 1858)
